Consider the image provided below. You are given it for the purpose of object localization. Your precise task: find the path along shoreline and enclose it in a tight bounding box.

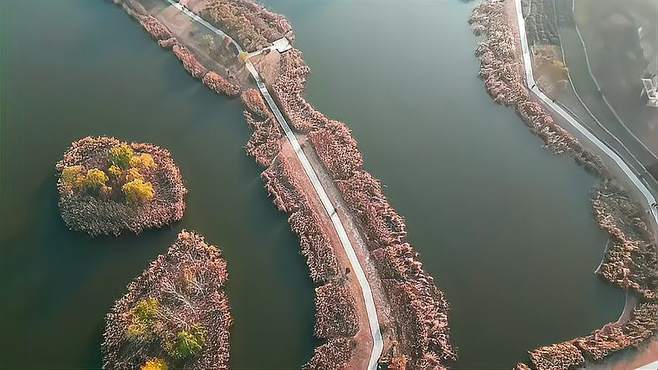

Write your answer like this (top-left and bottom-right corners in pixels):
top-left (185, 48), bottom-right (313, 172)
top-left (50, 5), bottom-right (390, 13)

top-left (470, 0), bottom-right (658, 368)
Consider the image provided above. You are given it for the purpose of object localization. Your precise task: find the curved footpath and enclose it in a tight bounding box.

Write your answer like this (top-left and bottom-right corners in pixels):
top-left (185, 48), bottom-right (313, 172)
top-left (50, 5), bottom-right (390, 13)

top-left (166, 1), bottom-right (384, 368)
top-left (569, 0), bottom-right (658, 160)
top-left (513, 0), bottom-right (658, 235)
top-left (514, 2), bottom-right (658, 366)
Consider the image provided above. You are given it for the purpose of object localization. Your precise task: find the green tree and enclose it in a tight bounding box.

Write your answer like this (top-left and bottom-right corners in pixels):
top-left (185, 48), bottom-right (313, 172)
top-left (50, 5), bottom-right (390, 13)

top-left (122, 179), bottom-right (154, 205)
top-left (167, 326), bottom-right (206, 360)
top-left (127, 298), bottom-right (160, 342)
top-left (109, 144), bottom-right (134, 169)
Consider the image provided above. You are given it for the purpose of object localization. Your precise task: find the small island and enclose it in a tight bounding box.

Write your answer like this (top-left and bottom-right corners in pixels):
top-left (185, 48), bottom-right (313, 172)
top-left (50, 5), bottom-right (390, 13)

top-left (56, 136), bottom-right (187, 236)
top-left (102, 230), bottom-right (231, 370)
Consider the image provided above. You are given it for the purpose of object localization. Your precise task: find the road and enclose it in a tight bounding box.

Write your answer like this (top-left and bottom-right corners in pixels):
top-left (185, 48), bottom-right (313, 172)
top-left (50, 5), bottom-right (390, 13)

top-left (513, 0), bottom-right (658, 233)
top-left (552, 0), bottom-right (658, 189)
top-left (165, 1), bottom-right (384, 368)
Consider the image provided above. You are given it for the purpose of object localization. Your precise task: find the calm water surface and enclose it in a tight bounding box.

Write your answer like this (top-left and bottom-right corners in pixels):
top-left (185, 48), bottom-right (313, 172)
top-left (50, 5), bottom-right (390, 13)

top-left (0, 1), bottom-right (313, 368)
top-left (1, 0), bottom-right (622, 369)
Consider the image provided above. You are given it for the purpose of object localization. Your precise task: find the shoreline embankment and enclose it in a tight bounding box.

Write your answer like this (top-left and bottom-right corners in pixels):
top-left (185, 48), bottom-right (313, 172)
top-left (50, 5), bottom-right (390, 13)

top-left (470, 0), bottom-right (658, 369)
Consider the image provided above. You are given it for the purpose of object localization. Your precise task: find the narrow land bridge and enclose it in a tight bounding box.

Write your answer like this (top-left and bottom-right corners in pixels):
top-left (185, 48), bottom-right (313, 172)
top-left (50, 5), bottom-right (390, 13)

top-left (166, 1), bottom-right (384, 368)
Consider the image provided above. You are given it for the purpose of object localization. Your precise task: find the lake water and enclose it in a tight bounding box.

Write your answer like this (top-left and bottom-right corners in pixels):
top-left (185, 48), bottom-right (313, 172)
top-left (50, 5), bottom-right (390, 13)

top-left (0, 0), bottom-right (623, 368)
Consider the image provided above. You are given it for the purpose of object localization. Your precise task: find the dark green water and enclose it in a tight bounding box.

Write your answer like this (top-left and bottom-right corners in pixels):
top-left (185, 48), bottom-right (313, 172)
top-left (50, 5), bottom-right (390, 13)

top-left (0, 1), bottom-right (313, 368)
top-left (0, 0), bottom-right (623, 369)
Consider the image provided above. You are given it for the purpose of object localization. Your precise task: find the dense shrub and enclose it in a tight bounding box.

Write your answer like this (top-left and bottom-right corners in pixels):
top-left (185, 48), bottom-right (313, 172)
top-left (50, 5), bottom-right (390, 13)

top-left (82, 169), bottom-right (109, 194)
top-left (130, 153), bottom-right (156, 170)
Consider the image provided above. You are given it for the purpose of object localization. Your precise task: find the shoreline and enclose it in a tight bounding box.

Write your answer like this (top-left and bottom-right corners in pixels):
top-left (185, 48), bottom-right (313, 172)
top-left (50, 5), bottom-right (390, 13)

top-left (472, 0), bottom-right (658, 368)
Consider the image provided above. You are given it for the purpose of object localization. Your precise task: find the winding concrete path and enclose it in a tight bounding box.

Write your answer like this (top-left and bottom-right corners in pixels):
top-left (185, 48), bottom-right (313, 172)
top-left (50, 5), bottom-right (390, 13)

top-left (513, 0), bottom-right (658, 233)
top-left (166, 1), bottom-right (384, 368)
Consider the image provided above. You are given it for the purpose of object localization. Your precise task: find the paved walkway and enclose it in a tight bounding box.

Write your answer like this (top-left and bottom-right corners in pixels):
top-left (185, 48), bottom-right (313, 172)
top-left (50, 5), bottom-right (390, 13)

top-left (513, 0), bottom-right (658, 233)
top-left (165, 1), bottom-right (383, 368)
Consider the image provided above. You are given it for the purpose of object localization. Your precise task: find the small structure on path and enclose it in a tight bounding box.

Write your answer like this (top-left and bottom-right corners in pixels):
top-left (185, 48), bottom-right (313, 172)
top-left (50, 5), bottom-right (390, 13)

top-left (272, 37), bottom-right (292, 53)
top-left (642, 75), bottom-right (658, 107)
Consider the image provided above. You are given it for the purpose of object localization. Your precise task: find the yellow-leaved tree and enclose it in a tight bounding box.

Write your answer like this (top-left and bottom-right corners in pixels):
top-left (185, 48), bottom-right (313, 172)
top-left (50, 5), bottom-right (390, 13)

top-left (130, 153), bottom-right (156, 170)
top-left (122, 179), bottom-right (154, 205)
top-left (82, 168), bottom-right (109, 193)
top-left (61, 165), bottom-right (85, 190)
top-left (141, 358), bottom-right (168, 370)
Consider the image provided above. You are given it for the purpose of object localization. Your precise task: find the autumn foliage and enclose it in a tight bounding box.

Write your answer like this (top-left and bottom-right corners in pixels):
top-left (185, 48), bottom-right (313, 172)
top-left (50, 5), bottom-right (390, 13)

top-left (56, 136), bottom-right (187, 236)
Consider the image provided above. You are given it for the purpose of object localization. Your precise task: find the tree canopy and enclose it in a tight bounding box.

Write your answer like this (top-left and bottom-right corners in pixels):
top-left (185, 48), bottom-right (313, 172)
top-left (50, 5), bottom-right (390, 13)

top-left (110, 144), bottom-right (135, 169)
top-left (122, 179), bottom-right (155, 205)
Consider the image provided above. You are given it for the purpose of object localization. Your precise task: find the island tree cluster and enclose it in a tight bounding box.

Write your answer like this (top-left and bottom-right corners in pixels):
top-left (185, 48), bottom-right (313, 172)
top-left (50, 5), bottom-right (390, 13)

top-left (102, 231), bottom-right (231, 370)
top-left (56, 136), bottom-right (186, 236)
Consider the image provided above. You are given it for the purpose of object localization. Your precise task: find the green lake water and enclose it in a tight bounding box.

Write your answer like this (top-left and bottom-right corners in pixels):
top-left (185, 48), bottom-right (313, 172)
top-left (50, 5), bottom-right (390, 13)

top-left (0, 0), bottom-right (624, 368)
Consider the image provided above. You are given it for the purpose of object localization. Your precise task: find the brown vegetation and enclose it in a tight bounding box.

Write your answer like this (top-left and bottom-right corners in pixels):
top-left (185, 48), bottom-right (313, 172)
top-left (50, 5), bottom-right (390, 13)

top-left (56, 136), bottom-right (186, 236)
top-left (593, 183), bottom-right (658, 299)
top-left (102, 231), bottom-right (231, 370)
top-left (203, 71), bottom-right (240, 96)
top-left (302, 337), bottom-right (357, 370)
top-left (115, 2), bottom-right (239, 97)
top-left (261, 156), bottom-right (358, 366)
top-left (244, 112), bottom-right (282, 167)
top-left (270, 50), bottom-right (330, 132)
top-left (138, 15), bottom-right (173, 41)
top-left (575, 302), bottom-right (658, 361)
top-left (201, 0), bottom-right (294, 52)
top-left (241, 88), bottom-right (270, 119)
top-left (470, 0), bottom-right (606, 177)
top-left (119, 0), bottom-right (455, 366)
top-left (528, 341), bottom-right (585, 370)
top-left (307, 121), bottom-right (364, 180)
